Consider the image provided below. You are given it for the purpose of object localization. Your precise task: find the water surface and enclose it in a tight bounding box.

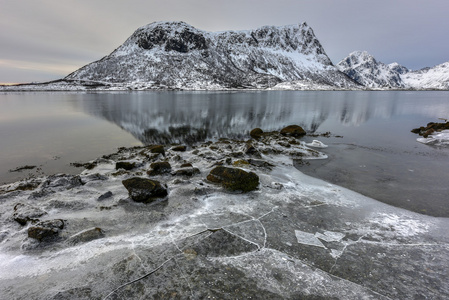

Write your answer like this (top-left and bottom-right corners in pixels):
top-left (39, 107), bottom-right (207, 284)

top-left (1, 91), bottom-right (448, 216)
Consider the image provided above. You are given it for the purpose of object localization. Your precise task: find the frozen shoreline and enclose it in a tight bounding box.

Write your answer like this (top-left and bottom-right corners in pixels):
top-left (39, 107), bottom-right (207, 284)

top-left (0, 132), bottom-right (448, 299)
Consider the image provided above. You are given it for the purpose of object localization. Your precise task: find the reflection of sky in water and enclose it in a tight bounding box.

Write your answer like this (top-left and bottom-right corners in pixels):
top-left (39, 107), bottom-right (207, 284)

top-left (1, 91), bottom-right (449, 206)
top-left (69, 91), bottom-right (449, 146)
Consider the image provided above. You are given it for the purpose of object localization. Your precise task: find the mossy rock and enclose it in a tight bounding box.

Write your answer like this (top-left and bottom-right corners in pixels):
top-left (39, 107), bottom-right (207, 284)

top-left (280, 125), bottom-right (306, 137)
top-left (207, 166), bottom-right (259, 192)
top-left (122, 177), bottom-right (168, 203)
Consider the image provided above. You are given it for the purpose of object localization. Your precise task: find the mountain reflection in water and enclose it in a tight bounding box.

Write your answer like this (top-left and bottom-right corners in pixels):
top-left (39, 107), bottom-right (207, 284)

top-left (72, 91), bottom-right (443, 145)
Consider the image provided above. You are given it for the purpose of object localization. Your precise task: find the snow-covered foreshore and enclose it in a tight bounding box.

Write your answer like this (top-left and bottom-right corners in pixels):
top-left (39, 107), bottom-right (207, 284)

top-left (0, 129), bottom-right (448, 299)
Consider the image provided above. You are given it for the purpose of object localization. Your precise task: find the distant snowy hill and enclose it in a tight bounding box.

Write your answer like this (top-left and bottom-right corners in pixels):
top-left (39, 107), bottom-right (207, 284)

top-left (336, 51), bottom-right (405, 88)
top-left (402, 62), bottom-right (449, 90)
top-left (337, 51), bottom-right (449, 90)
top-left (63, 21), bottom-right (358, 90)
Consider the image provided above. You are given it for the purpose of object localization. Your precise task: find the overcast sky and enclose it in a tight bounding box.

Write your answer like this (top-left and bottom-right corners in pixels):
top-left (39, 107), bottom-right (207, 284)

top-left (1, 0), bottom-right (448, 83)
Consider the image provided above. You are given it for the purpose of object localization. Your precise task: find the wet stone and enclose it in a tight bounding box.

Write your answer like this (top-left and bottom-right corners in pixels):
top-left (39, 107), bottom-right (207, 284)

top-left (173, 167), bottom-right (200, 177)
top-left (250, 128), bottom-right (264, 139)
top-left (122, 177), bottom-right (168, 203)
top-left (148, 145), bottom-right (165, 156)
top-left (115, 161), bottom-right (137, 171)
top-left (28, 219), bottom-right (64, 242)
top-left (206, 166), bottom-right (259, 192)
top-left (171, 145), bottom-right (187, 152)
top-left (97, 191), bottom-right (113, 201)
top-left (13, 203), bottom-right (47, 226)
top-left (66, 227), bottom-right (104, 246)
top-left (147, 161), bottom-right (172, 176)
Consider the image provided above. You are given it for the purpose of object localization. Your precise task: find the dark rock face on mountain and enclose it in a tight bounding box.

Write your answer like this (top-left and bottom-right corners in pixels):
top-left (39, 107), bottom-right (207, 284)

top-left (65, 21), bottom-right (358, 90)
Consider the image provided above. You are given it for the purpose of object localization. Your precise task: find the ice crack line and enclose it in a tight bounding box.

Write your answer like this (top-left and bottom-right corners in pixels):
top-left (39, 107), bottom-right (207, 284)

top-left (103, 257), bottom-right (174, 300)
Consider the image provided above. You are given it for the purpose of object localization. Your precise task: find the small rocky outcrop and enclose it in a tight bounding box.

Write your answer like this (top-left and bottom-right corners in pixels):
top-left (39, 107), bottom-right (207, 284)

top-left (28, 219), bottom-right (64, 242)
top-left (147, 161), bottom-right (172, 176)
top-left (66, 227), bottom-right (104, 245)
top-left (250, 128), bottom-right (264, 139)
top-left (13, 203), bottom-right (47, 226)
top-left (207, 166), bottom-right (259, 192)
top-left (411, 121), bottom-right (449, 138)
top-left (116, 161), bottom-right (137, 170)
top-left (280, 125), bottom-right (306, 137)
top-left (122, 177), bottom-right (168, 203)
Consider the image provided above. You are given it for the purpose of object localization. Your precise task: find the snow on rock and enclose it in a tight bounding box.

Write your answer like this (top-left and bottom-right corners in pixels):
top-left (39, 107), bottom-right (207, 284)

top-left (337, 51), bottom-right (449, 90)
top-left (417, 129), bottom-right (449, 146)
top-left (402, 62), bottom-right (449, 90)
top-left (336, 51), bottom-right (405, 88)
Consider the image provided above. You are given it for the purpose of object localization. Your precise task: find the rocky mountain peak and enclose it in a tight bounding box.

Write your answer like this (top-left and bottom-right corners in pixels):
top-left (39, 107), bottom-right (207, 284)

top-left (65, 21), bottom-right (357, 89)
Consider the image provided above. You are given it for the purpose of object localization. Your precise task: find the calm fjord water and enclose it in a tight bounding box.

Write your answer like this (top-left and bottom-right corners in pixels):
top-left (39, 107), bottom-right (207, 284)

top-left (1, 91), bottom-right (448, 216)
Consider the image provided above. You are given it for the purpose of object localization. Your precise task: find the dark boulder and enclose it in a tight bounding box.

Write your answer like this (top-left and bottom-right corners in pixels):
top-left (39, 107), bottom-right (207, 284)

top-left (122, 177), bottom-right (168, 203)
top-left (173, 165), bottom-right (200, 177)
top-left (250, 128), bottom-right (264, 139)
top-left (280, 125), bottom-right (306, 137)
top-left (147, 161), bottom-right (172, 176)
top-left (207, 166), bottom-right (259, 192)
top-left (28, 219), bottom-right (64, 242)
top-left (115, 161), bottom-right (137, 170)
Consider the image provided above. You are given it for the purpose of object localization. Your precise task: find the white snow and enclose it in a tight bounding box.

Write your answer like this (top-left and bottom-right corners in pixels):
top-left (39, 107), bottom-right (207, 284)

top-left (417, 129), bottom-right (449, 146)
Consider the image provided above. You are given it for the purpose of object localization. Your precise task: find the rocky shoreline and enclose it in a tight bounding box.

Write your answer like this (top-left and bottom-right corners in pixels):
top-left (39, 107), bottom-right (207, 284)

top-left (1, 126), bottom-right (448, 299)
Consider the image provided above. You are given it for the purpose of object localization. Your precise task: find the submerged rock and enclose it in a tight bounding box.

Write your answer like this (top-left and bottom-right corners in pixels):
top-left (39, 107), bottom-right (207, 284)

top-left (66, 227), bottom-right (104, 245)
top-left (122, 177), bottom-right (168, 203)
top-left (28, 219), bottom-right (64, 242)
top-left (207, 166), bottom-right (259, 192)
top-left (280, 125), bottom-right (306, 137)
top-left (97, 191), bottom-right (113, 201)
top-left (13, 203), bottom-right (47, 226)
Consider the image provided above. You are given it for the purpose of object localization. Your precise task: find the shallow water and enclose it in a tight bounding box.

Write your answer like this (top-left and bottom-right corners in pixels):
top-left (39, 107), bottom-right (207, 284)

top-left (1, 91), bottom-right (448, 216)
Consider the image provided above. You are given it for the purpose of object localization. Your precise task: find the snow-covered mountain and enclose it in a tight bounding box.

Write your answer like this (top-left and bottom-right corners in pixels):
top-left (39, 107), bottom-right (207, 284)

top-left (402, 62), bottom-right (449, 90)
top-left (337, 51), bottom-right (449, 90)
top-left (64, 21), bottom-right (359, 90)
top-left (336, 51), bottom-right (405, 88)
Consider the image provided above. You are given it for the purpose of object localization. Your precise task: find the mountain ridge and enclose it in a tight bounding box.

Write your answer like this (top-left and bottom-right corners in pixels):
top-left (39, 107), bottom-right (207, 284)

top-left (63, 21), bottom-right (358, 90)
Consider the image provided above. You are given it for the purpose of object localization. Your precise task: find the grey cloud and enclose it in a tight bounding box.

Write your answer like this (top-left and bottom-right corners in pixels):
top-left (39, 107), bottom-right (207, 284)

top-left (1, 0), bottom-right (448, 82)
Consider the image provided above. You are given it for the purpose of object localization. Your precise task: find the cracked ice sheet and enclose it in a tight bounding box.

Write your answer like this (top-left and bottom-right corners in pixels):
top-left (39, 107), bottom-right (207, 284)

top-left (1, 149), bottom-right (449, 298)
